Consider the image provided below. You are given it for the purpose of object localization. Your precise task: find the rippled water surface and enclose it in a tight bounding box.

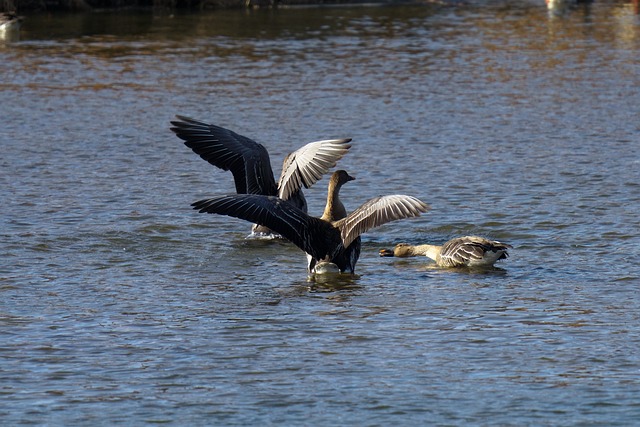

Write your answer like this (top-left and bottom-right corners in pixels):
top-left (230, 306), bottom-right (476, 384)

top-left (2, 1), bottom-right (640, 424)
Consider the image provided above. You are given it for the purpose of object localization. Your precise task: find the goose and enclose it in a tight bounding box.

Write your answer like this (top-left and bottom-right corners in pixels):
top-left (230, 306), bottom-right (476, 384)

top-left (170, 115), bottom-right (352, 237)
top-left (192, 170), bottom-right (429, 275)
top-left (379, 236), bottom-right (511, 268)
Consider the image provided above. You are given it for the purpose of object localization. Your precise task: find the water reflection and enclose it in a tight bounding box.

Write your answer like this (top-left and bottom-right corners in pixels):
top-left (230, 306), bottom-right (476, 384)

top-left (383, 258), bottom-right (510, 276)
top-left (306, 271), bottom-right (362, 288)
top-left (546, 0), bottom-right (594, 17)
top-left (0, 12), bottom-right (21, 43)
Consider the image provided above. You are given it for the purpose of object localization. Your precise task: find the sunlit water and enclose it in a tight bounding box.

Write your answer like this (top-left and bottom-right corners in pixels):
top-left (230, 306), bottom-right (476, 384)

top-left (2, 1), bottom-right (640, 424)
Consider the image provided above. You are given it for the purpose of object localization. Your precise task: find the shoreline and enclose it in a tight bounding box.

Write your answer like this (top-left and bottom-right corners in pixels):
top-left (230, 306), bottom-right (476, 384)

top-left (3, 0), bottom-right (457, 13)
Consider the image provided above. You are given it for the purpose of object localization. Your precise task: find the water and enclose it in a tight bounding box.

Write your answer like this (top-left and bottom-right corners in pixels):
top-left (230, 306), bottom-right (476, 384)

top-left (2, 1), bottom-right (640, 424)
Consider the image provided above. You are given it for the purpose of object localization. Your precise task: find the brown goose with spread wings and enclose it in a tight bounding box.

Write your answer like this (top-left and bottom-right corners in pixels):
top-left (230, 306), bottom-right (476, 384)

top-left (170, 115), bottom-right (352, 236)
top-left (192, 170), bottom-right (429, 274)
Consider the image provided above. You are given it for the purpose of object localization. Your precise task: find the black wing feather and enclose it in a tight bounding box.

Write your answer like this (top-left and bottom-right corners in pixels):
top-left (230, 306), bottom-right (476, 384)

top-left (192, 194), bottom-right (341, 261)
top-left (171, 115), bottom-right (278, 196)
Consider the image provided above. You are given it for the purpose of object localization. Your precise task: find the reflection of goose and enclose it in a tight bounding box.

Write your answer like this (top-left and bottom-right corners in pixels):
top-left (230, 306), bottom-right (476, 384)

top-left (546, 0), bottom-right (592, 15)
top-left (0, 12), bottom-right (22, 33)
top-left (379, 236), bottom-right (511, 268)
top-left (192, 170), bottom-right (429, 275)
top-left (171, 115), bottom-right (352, 237)
top-left (546, 0), bottom-right (571, 15)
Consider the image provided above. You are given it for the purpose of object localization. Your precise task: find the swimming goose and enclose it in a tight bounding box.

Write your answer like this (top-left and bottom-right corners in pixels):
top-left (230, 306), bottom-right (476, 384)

top-left (192, 170), bottom-right (429, 275)
top-left (170, 115), bottom-right (352, 236)
top-left (379, 236), bottom-right (511, 268)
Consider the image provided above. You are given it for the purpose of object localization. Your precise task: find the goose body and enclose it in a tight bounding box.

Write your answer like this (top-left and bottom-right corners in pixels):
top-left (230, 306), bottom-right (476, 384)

top-left (170, 115), bottom-right (352, 237)
top-left (192, 170), bottom-right (429, 274)
top-left (380, 236), bottom-right (511, 268)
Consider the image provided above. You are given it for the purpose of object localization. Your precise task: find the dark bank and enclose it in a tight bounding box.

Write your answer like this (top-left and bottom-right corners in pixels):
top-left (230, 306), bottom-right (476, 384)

top-left (2, 0), bottom-right (455, 12)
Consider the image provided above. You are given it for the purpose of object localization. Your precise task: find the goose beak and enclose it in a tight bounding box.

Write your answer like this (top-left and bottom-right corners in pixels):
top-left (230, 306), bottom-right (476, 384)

top-left (379, 248), bottom-right (395, 257)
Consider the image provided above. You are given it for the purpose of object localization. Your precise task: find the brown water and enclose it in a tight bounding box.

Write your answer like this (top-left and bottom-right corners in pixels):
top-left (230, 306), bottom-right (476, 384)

top-left (2, 2), bottom-right (640, 425)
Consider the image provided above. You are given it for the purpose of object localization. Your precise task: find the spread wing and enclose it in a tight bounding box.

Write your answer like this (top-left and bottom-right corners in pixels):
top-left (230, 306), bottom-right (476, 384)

top-left (170, 115), bottom-right (278, 196)
top-left (191, 194), bottom-right (342, 261)
top-left (277, 138), bottom-right (352, 201)
top-left (333, 195), bottom-right (430, 249)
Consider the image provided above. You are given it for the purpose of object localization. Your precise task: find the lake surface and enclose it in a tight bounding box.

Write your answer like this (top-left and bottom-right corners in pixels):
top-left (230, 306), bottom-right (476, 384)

top-left (2, 1), bottom-right (640, 424)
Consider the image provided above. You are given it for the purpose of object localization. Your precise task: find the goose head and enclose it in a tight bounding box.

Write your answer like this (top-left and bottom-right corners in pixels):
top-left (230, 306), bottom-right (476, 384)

top-left (379, 243), bottom-right (412, 257)
top-left (333, 169), bottom-right (355, 186)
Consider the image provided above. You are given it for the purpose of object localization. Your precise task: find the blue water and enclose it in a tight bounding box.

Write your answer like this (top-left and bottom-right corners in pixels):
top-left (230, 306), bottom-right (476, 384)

top-left (2, 1), bottom-right (640, 425)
